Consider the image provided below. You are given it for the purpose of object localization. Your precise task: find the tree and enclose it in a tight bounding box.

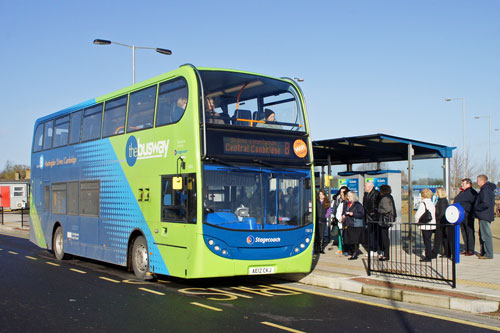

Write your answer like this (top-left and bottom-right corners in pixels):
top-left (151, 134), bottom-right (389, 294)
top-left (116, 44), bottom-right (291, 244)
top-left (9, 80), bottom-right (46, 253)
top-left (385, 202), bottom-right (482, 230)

top-left (450, 149), bottom-right (477, 188)
top-left (0, 161), bottom-right (30, 180)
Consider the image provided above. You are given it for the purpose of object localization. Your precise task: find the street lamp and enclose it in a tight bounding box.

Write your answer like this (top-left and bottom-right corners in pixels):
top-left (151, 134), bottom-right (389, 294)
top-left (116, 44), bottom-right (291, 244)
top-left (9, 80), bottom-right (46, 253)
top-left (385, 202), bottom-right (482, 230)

top-left (93, 39), bottom-right (172, 85)
top-left (474, 115), bottom-right (492, 177)
top-left (445, 97), bottom-right (466, 177)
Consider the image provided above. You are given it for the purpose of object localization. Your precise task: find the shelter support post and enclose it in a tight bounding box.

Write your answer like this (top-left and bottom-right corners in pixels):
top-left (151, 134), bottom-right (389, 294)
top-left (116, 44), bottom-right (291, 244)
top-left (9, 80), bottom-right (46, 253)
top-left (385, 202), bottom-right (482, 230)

top-left (443, 157), bottom-right (451, 200)
top-left (321, 166), bottom-right (325, 190)
top-left (327, 155), bottom-right (332, 197)
top-left (408, 143), bottom-right (414, 252)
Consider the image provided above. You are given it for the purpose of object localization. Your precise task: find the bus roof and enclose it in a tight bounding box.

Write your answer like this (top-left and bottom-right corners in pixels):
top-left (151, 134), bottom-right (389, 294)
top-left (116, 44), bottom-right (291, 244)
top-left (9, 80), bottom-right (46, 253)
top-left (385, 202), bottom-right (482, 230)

top-left (33, 65), bottom-right (296, 126)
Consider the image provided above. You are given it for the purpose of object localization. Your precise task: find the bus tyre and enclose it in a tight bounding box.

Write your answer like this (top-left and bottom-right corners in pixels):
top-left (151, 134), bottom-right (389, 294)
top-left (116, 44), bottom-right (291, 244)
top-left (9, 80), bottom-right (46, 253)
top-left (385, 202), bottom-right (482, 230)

top-left (53, 226), bottom-right (65, 261)
top-left (131, 235), bottom-right (149, 280)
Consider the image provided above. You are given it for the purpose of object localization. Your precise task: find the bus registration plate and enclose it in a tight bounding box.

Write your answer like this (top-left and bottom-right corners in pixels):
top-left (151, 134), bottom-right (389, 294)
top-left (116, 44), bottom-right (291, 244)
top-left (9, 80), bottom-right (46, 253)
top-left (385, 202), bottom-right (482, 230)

top-left (249, 266), bottom-right (275, 275)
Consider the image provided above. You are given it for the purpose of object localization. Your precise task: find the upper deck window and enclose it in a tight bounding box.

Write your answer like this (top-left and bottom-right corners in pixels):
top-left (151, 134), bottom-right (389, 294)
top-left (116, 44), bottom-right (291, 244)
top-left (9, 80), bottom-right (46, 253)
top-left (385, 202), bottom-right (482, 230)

top-left (81, 104), bottom-right (103, 142)
top-left (33, 123), bottom-right (44, 152)
top-left (127, 85), bottom-right (156, 132)
top-left (42, 121), bottom-right (54, 150)
top-left (53, 116), bottom-right (70, 148)
top-left (156, 78), bottom-right (188, 127)
top-left (69, 111), bottom-right (82, 145)
top-left (199, 71), bottom-right (305, 132)
top-left (103, 96), bottom-right (127, 138)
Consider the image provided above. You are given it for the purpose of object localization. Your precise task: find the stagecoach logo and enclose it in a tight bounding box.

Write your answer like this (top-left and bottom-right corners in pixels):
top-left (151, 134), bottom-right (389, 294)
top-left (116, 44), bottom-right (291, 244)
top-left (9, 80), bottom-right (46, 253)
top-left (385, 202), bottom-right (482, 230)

top-left (39, 155), bottom-right (44, 169)
top-left (246, 235), bottom-right (281, 245)
top-left (246, 235), bottom-right (255, 244)
top-left (126, 135), bottom-right (170, 167)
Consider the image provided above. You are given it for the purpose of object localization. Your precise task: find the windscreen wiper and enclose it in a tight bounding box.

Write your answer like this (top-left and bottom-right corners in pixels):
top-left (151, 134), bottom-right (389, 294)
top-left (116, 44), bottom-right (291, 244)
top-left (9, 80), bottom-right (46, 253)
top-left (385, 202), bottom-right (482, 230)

top-left (253, 159), bottom-right (273, 168)
top-left (206, 157), bottom-right (239, 169)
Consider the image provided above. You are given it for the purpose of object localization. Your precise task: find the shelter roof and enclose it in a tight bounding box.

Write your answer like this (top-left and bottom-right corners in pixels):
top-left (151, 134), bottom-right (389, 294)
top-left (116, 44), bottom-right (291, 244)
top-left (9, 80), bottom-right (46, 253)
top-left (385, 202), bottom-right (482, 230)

top-left (312, 133), bottom-right (455, 166)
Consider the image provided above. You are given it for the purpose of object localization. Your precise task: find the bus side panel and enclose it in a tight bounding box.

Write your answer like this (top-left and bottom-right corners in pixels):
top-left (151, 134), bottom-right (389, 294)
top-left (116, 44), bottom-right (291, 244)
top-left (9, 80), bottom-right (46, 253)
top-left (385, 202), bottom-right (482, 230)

top-left (75, 139), bottom-right (169, 274)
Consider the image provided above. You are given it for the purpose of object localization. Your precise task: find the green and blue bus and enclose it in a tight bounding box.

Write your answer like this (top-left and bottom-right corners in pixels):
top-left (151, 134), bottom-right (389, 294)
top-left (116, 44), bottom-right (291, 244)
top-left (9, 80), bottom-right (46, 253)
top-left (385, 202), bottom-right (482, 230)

top-left (30, 65), bottom-right (315, 279)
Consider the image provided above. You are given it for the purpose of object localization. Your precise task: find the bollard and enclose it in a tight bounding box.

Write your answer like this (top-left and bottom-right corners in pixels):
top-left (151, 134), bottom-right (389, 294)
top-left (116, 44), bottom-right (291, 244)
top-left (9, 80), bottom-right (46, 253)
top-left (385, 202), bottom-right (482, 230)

top-left (445, 203), bottom-right (465, 264)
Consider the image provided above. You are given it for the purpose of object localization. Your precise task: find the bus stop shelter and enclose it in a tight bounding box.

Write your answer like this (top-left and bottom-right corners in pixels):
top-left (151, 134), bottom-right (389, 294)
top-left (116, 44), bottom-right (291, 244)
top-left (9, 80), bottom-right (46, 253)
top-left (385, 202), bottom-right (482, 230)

top-left (312, 133), bottom-right (455, 223)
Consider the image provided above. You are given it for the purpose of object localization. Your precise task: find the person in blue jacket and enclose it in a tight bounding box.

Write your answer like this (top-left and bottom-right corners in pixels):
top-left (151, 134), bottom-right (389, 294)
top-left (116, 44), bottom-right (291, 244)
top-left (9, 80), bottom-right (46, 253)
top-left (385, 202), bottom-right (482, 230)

top-left (474, 174), bottom-right (497, 259)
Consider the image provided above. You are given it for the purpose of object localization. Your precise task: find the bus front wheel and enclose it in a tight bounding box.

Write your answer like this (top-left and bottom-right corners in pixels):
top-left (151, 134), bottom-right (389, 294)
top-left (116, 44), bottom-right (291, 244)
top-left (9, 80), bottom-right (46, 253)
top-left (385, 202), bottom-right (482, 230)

top-left (131, 235), bottom-right (149, 280)
top-left (53, 226), bottom-right (65, 261)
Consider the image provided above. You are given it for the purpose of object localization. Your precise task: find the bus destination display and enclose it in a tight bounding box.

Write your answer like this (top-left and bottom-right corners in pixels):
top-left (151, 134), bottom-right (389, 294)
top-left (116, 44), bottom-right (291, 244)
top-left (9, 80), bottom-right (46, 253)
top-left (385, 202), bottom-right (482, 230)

top-left (223, 136), bottom-right (307, 159)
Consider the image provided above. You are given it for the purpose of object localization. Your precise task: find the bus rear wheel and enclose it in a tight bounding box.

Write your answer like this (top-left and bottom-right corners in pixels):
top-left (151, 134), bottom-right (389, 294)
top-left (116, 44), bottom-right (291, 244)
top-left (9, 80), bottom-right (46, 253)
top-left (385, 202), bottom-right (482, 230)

top-left (131, 235), bottom-right (149, 280)
top-left (53, 226), bottom-right (65, 261)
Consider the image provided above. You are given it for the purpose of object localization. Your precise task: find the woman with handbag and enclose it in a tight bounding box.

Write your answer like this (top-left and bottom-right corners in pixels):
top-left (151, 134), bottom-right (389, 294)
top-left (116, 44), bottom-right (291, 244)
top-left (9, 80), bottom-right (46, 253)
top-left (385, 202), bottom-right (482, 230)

top-left (377, 185), bottom-right (396, 261)
top-left (415, 188), bottom-right (436, 262)
top-left (342, 191), bottom-right (365, 260)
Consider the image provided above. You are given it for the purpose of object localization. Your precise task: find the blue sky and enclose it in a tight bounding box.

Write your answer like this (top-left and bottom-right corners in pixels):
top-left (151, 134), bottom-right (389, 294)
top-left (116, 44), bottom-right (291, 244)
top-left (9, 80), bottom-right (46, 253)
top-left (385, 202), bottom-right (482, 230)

top-left (1, 1), bottom-right (499, 180)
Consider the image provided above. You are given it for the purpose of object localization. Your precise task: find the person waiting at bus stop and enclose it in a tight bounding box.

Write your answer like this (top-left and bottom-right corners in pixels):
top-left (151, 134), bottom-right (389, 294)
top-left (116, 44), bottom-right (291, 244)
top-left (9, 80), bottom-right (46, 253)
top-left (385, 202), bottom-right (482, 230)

top-left (332, 186), bottom-right (349, 255)
top-left (433, 187), bottom-right (452, 258)
top-left (315, 189), bottom-right (331, 254)
top-left (377, 185), bottom-right (396, 261)
top-left (475, 174), bottom-right (497, 259)
top-left (342, 191), bottom-right (365, 260)
top-left (454, 178), bottom-right (477, 256)
top-left (415, 188), bottom-right (436, 262)
top-left (363, 181), bottom-right (380, 257)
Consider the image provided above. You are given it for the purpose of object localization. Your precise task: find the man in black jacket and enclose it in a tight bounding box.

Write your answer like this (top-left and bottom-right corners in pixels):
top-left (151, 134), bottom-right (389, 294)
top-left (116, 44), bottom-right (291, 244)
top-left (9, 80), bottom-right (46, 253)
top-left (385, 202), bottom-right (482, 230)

top-left (363, 181), bottom-right (380, 256)
top-left (475, 174), bottom-right (497, 259)
top-left (454, 178), bottom-right (478, 256)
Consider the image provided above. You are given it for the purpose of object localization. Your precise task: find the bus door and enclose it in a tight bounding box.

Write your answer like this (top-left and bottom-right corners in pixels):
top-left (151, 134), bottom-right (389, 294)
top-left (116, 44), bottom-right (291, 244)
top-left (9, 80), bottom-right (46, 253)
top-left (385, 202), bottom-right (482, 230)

top-left (160, 174), bottom-right (197, 255)
top-left (78, 181), bottom-right (100, 247)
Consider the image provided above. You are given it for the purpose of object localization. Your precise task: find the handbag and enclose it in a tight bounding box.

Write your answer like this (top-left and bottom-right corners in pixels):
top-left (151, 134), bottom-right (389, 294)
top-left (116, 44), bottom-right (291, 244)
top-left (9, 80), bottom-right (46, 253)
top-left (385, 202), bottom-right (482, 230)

top-left (379, 213), bottom-right (393, 227)
top-left (418, 202), bottom-right (432, 224)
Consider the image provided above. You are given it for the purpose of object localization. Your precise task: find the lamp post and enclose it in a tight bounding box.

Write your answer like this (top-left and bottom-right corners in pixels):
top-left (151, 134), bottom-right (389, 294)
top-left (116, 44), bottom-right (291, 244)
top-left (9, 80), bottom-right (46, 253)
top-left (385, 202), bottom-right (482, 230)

top-left (445, 97), bottom-right (466, 177)
top-left (474, 115), bottom-right (492, 178)
top-left (93, 39), bottom-right (172, 85)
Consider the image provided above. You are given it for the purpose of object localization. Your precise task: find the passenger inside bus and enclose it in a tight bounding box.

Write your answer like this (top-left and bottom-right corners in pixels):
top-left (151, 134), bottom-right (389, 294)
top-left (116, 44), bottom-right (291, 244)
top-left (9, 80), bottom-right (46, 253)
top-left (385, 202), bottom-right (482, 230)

top-left (172, 97), bottom-right (187, 122)
top-left (256, 109), bottom-right (282, 129)
top-left (205, 97), bottom-right (225, 124)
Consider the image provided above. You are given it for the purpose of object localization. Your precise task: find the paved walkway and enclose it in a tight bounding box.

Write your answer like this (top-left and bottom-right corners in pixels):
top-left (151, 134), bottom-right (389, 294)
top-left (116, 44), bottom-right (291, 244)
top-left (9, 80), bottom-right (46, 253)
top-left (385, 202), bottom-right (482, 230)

top-left (1, 212), bottom-right (499, 315)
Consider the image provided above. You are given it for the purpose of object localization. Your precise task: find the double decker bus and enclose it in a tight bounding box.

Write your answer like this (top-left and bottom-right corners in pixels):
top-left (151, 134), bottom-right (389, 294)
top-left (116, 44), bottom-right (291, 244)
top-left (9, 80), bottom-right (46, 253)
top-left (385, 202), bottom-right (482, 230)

top-left (30, 65), bottom-right (315, 279)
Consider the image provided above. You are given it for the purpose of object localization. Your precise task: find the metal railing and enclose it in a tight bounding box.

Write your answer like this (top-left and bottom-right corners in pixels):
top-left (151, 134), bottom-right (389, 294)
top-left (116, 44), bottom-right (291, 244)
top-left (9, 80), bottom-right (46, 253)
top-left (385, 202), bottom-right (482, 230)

top-left (367, 221), bottom-right (457, 288)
